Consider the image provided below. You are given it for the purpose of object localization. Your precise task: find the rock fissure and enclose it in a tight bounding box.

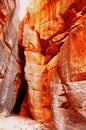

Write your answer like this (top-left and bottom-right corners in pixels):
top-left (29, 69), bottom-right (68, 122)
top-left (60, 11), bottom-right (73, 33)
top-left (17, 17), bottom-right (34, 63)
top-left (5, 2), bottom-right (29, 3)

top-left (0, 0), bottom-right (86, 129)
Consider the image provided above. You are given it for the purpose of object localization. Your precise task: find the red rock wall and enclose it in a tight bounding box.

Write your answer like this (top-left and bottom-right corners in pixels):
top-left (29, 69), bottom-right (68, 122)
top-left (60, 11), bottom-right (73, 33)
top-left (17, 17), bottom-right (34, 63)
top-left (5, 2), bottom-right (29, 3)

top-left (0, 0), bottom-right (86, 129)
top-left (20, 0), bottom-right (86, 129)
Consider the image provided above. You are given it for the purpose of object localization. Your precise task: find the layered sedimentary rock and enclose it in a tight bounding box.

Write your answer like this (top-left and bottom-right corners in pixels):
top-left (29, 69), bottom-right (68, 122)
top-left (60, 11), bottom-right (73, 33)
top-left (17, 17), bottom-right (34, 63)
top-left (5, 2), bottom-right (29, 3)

top-left (58, 15), bottom-right (86, 83)
top-left (0, 0), bottom-right (86, 130)
top-left (22, 23), bottom-right (51, 123)
top-left (25, 0), bottom-right (65, 40)
top-left (0, 0), bottom-right (22, 117)
top-left (20, 0), bottom-right (86, 129)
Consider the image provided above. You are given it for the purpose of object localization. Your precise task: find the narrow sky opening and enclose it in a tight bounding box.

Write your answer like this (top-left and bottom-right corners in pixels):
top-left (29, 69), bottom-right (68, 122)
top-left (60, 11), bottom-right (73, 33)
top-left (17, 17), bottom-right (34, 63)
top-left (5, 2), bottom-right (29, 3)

top-left (19, 0), bottom-right (29, 21)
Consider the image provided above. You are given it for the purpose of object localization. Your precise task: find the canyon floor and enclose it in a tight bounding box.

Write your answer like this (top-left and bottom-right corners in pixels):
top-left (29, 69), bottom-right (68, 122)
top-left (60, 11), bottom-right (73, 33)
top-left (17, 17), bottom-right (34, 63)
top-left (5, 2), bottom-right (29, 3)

top-left (0, 115), bottom-right (49, 130)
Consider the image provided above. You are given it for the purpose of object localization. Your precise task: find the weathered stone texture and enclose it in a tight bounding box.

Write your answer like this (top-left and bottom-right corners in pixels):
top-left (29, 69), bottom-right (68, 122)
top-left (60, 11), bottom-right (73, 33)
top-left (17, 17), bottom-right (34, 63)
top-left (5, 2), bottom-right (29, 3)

top-left (1, 0), bottom-right (86, 129)
top-left (20, 0), bottom-right (86, 129)
top-left (25, 0), bottom-right (65, 40)
top-left (0, 0), bottom-right (21, 117)
top-left (22, 23), bottom-right (52, 123)
top-left (66, 81), bottom-right (86, 112)
top-left (58, 14), bottom-right (86, 83)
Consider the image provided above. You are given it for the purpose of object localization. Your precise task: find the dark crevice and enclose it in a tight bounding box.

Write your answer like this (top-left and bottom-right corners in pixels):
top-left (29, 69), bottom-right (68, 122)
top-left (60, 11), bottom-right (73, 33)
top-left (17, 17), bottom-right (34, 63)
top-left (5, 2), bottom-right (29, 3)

top-left (12, 40), bottom-right (33, 119)
top-left (12, 44), bottom-right (26, 113)
top-left (12, 42), bottom-right (32, 118)
top-left (12, 76), bottom-right (28, 114)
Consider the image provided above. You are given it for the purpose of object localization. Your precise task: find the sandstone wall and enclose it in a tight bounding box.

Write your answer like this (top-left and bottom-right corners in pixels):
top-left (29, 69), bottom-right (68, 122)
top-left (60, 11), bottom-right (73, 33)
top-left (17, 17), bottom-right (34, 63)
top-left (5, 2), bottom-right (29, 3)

top-left (0, 0), bottom-right (22, 117)
top-left (0, 0), bottom-right (86, 130)
top-left (21, 0), bottom-right (86, 129)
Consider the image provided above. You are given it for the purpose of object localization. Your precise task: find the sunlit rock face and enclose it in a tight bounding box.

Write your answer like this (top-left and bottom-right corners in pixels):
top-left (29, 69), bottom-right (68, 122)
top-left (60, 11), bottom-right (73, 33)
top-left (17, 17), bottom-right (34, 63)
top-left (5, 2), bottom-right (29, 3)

top-left (25, 0), bottom-right (65, 40)
top-left (0, 0), bottom-right (22, 117)
top-left (21, 0), bottom-right (86, 129)
top-left (58, 15), bottom-right (86, 83)
top-left (0, 0), bottom-right (86, 129)
top-left (22, 24), bottom-right (52, 123)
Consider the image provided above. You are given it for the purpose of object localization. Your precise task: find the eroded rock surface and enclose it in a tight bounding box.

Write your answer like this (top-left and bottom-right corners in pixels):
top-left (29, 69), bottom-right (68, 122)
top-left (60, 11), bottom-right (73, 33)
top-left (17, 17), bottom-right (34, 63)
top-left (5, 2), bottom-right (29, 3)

top-left (0, 0), bottom-right (86, 130)
top-left (21, 0), bottom-right (86, 129)
top-left (0, 0), bottom-right (22, 117)
top-left (58, 14), bottom-right (86, 82)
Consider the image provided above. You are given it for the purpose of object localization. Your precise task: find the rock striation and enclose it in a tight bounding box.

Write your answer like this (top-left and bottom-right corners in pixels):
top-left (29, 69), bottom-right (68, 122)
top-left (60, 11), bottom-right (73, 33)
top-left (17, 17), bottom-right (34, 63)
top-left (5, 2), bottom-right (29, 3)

top-left (0, 0), bottom-right (86, 130)
top-left (20, 0), bottom-right (86, 129)
top-left (0, 0), bottom-right (22, 117)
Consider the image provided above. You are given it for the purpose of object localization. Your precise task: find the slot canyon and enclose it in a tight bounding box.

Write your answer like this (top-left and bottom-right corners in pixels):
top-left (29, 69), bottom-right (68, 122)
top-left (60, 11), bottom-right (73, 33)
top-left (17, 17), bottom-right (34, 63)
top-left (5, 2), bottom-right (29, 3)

top-left (0, 0), bottom-right (86, 129)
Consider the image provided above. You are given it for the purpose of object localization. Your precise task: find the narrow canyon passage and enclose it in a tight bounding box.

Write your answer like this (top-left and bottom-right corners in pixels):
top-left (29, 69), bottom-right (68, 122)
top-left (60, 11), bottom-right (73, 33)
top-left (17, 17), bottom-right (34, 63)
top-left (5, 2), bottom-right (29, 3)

top-left (0, 0), bottom-right (86, 130)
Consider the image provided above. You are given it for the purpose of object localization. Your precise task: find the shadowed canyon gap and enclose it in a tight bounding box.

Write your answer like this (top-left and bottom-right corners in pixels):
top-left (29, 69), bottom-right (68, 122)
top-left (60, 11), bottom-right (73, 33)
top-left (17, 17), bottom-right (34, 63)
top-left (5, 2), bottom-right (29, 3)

top-left (0, 0), bottom-right (86, 129)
